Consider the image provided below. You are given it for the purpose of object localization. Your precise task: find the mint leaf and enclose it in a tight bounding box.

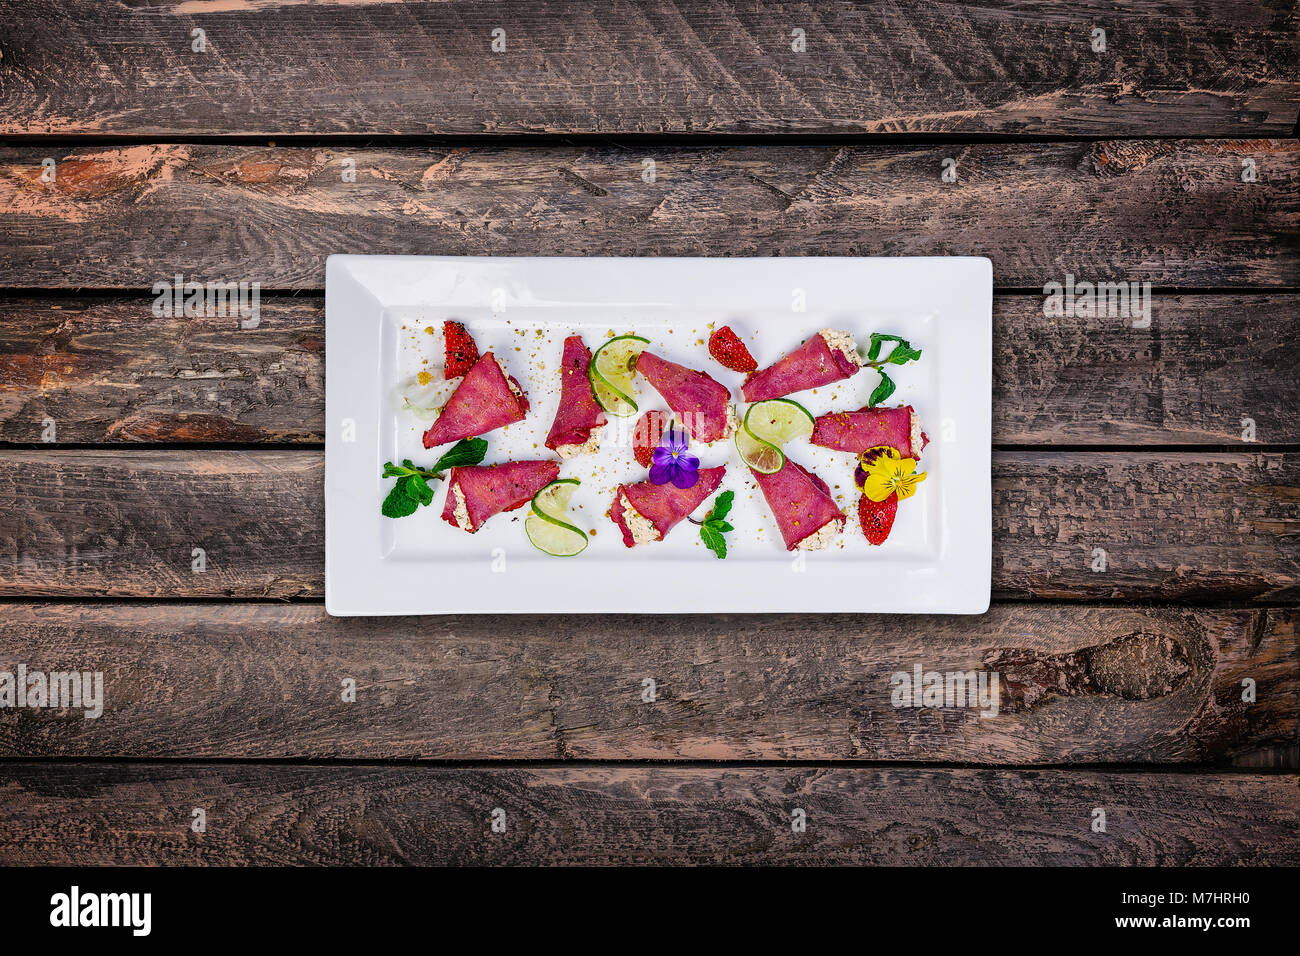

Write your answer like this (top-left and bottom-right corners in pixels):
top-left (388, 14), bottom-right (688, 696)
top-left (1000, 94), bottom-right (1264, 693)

top-left (700, 523), bottom-right (727, 559)
top-left (381, 441), bottom-right (486, 519)
top-left (407, 473), bottom-right (435, 507)
top-left (864, 333), bottom-right (918, 407)
top-left (868, 370), bottom-right (896, 408)
top-left (699, 489), bottom-right (734, 558)
top-left (697, 490), bottom-right (734, 557)
top-left (884, 343), bottom-right (922, 365)
top-left (867, 333), bottom-right (921, 366)
top-left (867, 333), bottom-right (904, 362)
top-left (433, 438), bottom-right (487, 473)
top-left (381, 483), bottom-right (419, 518)
top-left (708, 490), bottom-right (734, 523)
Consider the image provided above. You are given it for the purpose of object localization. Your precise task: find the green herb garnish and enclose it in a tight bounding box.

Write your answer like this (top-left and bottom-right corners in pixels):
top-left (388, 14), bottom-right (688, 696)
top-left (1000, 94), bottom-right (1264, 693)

top-left (380, 438), bottom-right (487, 518)
top-left (697, 490), bottom-right (735, 559)
top-left (864, 333), bottom-right (923, 408)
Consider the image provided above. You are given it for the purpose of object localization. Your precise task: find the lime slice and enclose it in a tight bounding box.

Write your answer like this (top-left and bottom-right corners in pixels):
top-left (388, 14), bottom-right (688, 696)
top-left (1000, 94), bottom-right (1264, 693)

top-left (532, 477), bottom-right (580, 522)
top-left (525, 513), bottom-right (588, 556)
top-left (734, 399), bottom-right (811, 473)
top-left (590, 334), bottom-right (649, 418)
top-left (744, 399), bottom-right (814, 445)
top-left (735, 425), bottom-right (784, 474)
top-left (526, 479), bottom-right (588, 557)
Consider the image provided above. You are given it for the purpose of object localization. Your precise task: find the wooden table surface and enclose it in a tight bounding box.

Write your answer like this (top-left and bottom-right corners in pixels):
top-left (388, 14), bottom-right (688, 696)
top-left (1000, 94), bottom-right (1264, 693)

top-left (1, 0), bottom-right (1297, 866)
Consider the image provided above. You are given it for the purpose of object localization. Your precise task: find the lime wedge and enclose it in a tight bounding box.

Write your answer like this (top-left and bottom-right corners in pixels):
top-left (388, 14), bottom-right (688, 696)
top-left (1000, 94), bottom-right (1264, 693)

top-left (590, 334), bottom-right (649, 418)
top-left (735, 425), bottom-right (784, 474)
top-left (526, 479), bottom-right (588, 556)
top-left (744, 399), bottom-right (814, 445)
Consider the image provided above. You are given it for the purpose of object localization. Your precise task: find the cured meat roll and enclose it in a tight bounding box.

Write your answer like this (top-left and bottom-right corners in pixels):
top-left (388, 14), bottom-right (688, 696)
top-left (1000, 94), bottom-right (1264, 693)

top-left (610, 465), bottom-right (727, 547)
top-left (750, 457), bottom-right (844, 551)
top-left (636, 352), bottom-right (735, 444)
top-left (441, 460), bottom-right (561, 533)
top-left (423, 352), bottom-right (530, 448)
top-left (811, 404), bottom-right (927, 459)
top-left (742, 329), bottom-right (862, 403)
top-left (544, 335), bottom-right (607, 458)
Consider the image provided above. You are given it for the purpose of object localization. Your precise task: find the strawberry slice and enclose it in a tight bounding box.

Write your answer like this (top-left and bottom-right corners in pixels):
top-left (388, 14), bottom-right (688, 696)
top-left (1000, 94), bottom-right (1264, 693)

top-left (632, 409), bottom-right (673, 468)
top-left (443, 320), bottom-right (481, 379)
top-left (708, 325), bottom-right (758, 373)
top-left (857, 492), bottom-right (898, 546)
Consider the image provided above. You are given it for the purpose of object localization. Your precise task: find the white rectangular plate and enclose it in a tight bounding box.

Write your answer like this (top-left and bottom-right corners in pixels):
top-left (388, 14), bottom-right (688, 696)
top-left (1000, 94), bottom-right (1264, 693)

top-left (326, 256), bottom-right (991, 615)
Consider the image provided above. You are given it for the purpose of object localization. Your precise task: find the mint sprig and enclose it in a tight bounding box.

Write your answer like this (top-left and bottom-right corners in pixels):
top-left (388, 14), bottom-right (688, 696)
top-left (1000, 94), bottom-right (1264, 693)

top-left (864, 333), bottom-right (923, 408)
top-left (380, 438), bottom-right (487, 519)
top-left (697, 490), bottom-right (735, 559)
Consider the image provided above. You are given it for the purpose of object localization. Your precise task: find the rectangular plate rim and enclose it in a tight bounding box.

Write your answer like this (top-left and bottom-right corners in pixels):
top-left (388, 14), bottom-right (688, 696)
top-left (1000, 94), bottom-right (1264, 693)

top-left (325, 255), bottom-right (992, 616)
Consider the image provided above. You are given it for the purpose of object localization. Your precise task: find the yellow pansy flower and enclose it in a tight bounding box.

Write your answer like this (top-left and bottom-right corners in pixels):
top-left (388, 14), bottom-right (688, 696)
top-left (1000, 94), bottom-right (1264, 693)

top-left (857, 446), bottom-right (927, 502)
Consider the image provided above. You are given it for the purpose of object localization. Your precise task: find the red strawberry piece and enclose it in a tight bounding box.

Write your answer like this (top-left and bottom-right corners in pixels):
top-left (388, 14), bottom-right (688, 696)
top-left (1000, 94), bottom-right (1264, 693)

top-left (708, 325), bottom-right (758, 373)
top-left (632, 410), bottom-right (673, 468)
top-left (443, 321), bottom-right (481, 378)
top-left (857, 492), bottom-right (898, 546)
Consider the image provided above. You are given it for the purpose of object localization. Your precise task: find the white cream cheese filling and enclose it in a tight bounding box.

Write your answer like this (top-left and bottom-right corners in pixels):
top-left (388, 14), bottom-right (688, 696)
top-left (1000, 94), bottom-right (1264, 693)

top-left (619, 493), bottom-right (661, 546)
top-left (909, 409), bottom-right (925, 458)
top-left (818, 328), bottom-right (863, 367)
top-left (723, 402), bottom-right (738, 439)
top-left (451, 481), bottom-right (473, 532)
top-left (797, 518), bottom-right (843, 551)
top-left (556, 430), bottom-right (601, 459)
top-left (493, 355), bottom-right (525, 401)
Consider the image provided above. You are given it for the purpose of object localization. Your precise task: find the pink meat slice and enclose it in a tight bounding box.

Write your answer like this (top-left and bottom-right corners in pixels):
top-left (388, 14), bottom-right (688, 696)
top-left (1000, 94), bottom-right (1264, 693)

top-left (610, 465), bottom-right (726, 547)
top-left (751, 458), bottom-right (844, 551)
top-left (544, 335), bottom-right (607, 452)
top-left (811, 405), bottom-right (926, 458)
top-left (441, 460), bottom-right (560, 532)
top-left (742, 333), bottom-right (860, 403)
top-left (423, 352), bottom-right (530, 448)
top-left (636, 352), bottom-right (732, 443)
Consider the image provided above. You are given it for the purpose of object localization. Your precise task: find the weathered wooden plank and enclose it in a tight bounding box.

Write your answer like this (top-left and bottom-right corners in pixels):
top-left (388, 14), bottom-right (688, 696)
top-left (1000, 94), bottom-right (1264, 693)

top-left (0, 764), bottom-right (1295, 865)
top-left (993, 452), bottom-right (1298, 602)
top-left (0, 297), bottom-right (324, 443)
top-left (3, 294), bottom-right (1296, 445)
top-left (0, 450), bottom-right (1294, 601)
top-left (0, 450), bottom-right (321, 600)
top-left (2, 141), bottom-right (1297, 289)
top-left (995, 294), bottom-right (1300, 446)
top-left (0, 603), bottom-right (1292, 764)
top-left (2, 0), bottom-right (1297, 137)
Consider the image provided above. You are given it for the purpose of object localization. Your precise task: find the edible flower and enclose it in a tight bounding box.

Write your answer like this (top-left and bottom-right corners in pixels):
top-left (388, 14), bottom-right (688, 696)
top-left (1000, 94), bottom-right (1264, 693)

top-left (857, 446), bottom-right (927, 502)
top-left (649, 422), bottom-right (700, 489)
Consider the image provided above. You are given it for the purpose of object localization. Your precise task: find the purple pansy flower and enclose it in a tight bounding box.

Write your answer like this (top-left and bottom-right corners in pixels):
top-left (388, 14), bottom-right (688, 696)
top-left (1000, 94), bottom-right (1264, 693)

top-left (649, 423), bottom-right (700, 489)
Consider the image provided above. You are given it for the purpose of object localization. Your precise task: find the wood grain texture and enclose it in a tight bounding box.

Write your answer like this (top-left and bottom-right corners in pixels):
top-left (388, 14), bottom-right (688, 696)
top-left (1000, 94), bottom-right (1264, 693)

top-left (0, 603), bottom-right (1293, 764)
top-left (2, 294), bottom-right (1297, 446)
top-left (1, 0), bottom-right (1297, 137)
top-left (2, 140), bottom-right (1297, 289)
top-left (0, 297), bottom-right (324, 444)
top-left (0, 450), bottom-right (1295, 601)
top-left (995, 294), bottom-right (1300, 446)
top-left (0, 763), bottom-right (1296, 865)
top-left (993, 452), bottom-right (1299, 602)
top-left (0, 450), bottom-right (321, 600)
